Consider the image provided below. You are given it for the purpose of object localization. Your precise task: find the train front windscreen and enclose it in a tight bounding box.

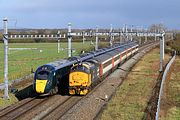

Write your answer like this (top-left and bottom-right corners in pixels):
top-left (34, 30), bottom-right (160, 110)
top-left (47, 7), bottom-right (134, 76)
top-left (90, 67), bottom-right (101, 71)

top-left (34, 65), bottom-right (54, 94)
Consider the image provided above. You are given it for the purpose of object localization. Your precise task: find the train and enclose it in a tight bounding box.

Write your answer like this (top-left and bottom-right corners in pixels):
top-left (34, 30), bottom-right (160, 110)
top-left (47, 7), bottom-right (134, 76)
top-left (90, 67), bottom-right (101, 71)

top-left (33, 60), bottom-right (71, 95)
top-left (33, 42), bottom-right (139, 96)
top-left (69, 42), bottom-right (139, 95)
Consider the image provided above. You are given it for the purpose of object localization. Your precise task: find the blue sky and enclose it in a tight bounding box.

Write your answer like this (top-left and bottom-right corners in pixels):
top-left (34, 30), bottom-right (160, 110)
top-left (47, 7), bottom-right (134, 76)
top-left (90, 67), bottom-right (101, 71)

top-left (0, 0), bottom-right (179, 29)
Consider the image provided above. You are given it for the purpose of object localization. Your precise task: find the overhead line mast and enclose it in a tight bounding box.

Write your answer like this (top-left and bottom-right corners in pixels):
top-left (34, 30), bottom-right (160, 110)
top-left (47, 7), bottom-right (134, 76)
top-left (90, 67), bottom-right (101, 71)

top-left (3, 17), bottom-right (9, 99)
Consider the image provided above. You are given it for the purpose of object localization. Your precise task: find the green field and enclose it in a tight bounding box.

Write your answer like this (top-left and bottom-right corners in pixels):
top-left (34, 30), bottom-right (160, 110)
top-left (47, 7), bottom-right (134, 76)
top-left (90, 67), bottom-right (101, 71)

top-left (0, 42), bottom-right (94, 83)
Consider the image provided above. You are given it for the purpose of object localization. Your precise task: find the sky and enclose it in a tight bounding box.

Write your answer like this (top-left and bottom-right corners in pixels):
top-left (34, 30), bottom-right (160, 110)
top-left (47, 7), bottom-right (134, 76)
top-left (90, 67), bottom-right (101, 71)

top-left (0, 0), bottom-right (179, 29)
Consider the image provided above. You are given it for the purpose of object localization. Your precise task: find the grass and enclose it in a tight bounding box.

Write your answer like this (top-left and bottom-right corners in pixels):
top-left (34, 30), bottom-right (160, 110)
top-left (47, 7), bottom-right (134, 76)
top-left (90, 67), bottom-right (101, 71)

top-left (0, 42), bottom-right (94, 83)
top-left (160, 57), bottom-right (180, 120)
top-left (99, 48), bottom-right (171, 120)
top-left (0, 92), bottom-right (18, 109)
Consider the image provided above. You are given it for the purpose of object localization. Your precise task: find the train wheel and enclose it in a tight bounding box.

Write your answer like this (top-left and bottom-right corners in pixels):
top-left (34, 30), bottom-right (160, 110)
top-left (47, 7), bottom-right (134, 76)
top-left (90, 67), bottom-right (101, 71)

top-left (75, 88), bottom-right (81, 95)
top-left (80, 89), bottom-right (88, 95)
top-left (69, 89), bottom-right (75, 95)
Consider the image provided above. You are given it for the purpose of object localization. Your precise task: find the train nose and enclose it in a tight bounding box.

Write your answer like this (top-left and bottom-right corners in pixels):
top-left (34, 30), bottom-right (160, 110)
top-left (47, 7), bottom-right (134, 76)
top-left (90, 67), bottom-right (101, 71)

top-left (35, 80), bottom-right (47, 93)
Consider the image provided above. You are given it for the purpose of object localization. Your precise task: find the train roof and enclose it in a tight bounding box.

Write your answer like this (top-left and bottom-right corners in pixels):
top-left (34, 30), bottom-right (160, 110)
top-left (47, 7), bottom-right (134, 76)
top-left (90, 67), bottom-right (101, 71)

top-left (107, 49), bottom-right (121, 56)
top-left (89, 43), bottom-right (137, 63)
top-left (46, 59), bottom-right (69, 68)
top-left (93, 53), bottom-right (112, 63)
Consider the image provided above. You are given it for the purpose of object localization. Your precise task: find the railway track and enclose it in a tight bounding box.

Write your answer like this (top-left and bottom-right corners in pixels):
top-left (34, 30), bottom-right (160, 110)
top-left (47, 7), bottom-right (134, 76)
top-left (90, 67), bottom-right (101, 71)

top-left (0, 95), bottom-right (82, 120)
top-left (0, 75), bottom-right (116, 120)
top-left (0, 97), bottom-right (49, 120)
top-left (0, 98), bottom-right (34, 113)
top-left (40, 96), bottom-right (81, 120)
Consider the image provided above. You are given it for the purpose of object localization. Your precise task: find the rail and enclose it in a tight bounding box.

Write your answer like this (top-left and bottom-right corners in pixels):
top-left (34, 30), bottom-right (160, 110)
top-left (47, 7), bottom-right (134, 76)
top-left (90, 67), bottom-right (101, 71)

top-left (155, 51), bottom-right (176, 120)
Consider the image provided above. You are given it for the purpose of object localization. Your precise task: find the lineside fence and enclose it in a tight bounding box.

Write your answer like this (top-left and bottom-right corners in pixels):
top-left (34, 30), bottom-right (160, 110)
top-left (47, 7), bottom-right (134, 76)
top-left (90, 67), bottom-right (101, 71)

top-left (156, 51), bottom-right (176, 120)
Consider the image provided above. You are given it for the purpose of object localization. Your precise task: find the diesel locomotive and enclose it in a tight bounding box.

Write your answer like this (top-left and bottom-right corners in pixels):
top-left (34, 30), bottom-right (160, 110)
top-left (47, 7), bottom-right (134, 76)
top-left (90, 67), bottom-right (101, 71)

top-left (69, 42), bottom-right (139, 95)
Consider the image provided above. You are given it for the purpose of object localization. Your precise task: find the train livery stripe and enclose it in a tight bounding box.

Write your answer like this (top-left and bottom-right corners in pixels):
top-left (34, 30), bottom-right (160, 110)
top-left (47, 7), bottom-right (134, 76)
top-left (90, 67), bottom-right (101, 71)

top-left (82, 63), bottom-right (90, 69)
top-left (102, 57), bottom-right (112, 64)
top-left (120, 54), bottom-right (122, 64)
top-left (114, 54), bottom-right (119, 59)
top-left (103, 52), bottom-right (126, 74)
top-left (103, 64), bottom-right (112, 74)
top-left (114, 59), bottom-right (120, 66)
top-left (127, 51), bottom-right (131, 57)
top-left (102, 45), bottom-right (139, 76)
top-left (99, 64), bottom-right (103, 76)
top-left (112, 57), bottom-right (115, 68)
top-left (126, 51), bottom-right (128, 58)
top-left (122, 54), bottom-right (126, 61)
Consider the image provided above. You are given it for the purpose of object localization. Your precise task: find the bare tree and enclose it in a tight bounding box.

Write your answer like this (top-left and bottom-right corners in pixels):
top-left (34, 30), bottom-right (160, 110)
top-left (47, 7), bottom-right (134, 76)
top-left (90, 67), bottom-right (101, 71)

top-left (148, 24), bottom-right (167, 33)
top-left (37, 29), bottom-right (46, 34)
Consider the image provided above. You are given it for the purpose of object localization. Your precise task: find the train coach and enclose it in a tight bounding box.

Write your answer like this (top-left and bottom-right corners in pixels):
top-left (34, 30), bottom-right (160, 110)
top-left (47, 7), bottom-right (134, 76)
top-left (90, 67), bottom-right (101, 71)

top-left (69, 42), bottom-right (139, 95)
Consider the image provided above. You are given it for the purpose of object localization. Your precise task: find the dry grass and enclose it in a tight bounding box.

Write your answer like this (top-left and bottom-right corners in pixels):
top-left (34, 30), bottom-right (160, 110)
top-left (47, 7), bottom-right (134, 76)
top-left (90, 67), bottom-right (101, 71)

top-left (99, 48), bottom-right (171, 120)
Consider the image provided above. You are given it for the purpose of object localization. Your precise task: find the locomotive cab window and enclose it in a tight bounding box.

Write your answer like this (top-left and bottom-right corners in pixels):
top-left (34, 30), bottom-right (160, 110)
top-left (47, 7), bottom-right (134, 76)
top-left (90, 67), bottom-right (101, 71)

top-left (37, 71), bottom-right (50, 80)
top-left (71, 65), bottom-right (90, 73)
